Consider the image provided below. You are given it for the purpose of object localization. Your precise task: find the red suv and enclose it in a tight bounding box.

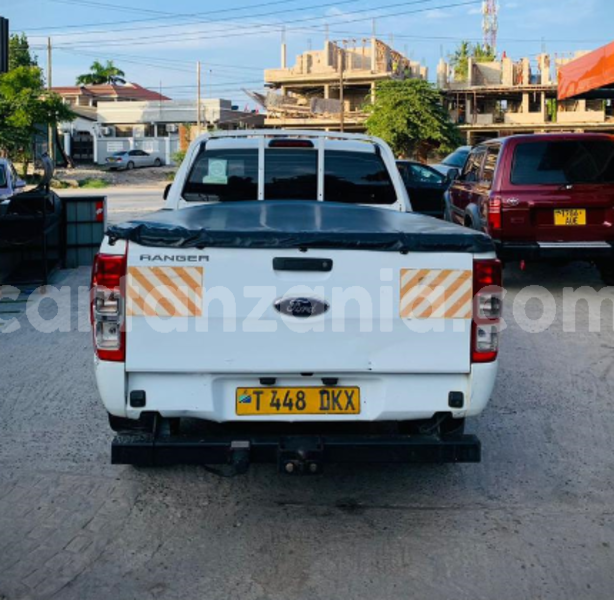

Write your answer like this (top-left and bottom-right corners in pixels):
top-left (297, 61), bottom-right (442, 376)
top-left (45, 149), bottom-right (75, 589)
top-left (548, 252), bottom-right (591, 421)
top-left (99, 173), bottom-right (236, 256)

top-left (445, 133), bottom-right (614, 283)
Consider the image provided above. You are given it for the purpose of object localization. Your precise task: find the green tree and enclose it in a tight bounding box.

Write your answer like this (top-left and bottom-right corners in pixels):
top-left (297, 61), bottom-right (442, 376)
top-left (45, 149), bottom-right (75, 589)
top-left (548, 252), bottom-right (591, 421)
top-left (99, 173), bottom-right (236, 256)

top-left (0, 66), bottom-right (74, 174)
top-left (76, 60), bottom-right (126, 85)
top-left (449, 41), bottom-right (496, 82)
top-left (449, 40), bottom-right (471, 82)
top-left (8, 34), bottom-right (37, 71)
top-left (473, 43), bottom-right (496, 62)
top-left (365, 79), bottom-right (462, 158)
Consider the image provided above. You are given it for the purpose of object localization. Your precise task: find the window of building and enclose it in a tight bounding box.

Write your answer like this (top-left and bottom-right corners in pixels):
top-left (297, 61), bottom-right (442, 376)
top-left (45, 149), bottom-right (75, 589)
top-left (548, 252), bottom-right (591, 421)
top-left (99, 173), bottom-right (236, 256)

top-left (114, 126), bottom-right (133, 138)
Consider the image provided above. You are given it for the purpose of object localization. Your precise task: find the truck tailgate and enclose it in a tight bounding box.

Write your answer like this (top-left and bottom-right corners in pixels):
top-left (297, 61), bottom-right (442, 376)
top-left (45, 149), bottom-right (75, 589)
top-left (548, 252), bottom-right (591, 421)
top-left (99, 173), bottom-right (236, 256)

top-left (125, 245), bottom-right (473, 374)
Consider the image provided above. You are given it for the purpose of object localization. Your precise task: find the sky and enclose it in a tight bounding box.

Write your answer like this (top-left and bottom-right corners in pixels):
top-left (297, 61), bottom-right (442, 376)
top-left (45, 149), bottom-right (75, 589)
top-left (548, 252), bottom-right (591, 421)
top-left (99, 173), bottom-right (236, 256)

top-left (1, 0), bottom-right (613, 107)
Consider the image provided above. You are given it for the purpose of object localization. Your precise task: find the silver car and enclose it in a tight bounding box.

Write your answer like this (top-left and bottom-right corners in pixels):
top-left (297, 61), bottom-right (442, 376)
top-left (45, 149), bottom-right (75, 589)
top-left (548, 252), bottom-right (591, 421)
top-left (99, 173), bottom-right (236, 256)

top-left (0, 158), bottom-right (26, 200)
top-left (105, 149), bottom-right (163, 171)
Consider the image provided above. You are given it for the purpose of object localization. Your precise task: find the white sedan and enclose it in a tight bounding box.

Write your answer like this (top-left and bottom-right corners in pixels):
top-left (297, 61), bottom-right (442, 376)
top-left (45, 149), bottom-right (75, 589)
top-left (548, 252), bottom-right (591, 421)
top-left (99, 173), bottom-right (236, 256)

top-left (105, 149), bottom-right (163, 171)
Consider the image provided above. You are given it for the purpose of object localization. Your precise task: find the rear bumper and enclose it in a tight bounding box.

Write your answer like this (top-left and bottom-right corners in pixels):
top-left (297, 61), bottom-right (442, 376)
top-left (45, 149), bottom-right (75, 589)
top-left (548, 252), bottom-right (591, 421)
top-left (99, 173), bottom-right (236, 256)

top-left (105, 365), bottom-right (498, 422)
top-left (112, 431), bottom-right (481, 468)
top-left (494, 240), bottom-right (614, 261)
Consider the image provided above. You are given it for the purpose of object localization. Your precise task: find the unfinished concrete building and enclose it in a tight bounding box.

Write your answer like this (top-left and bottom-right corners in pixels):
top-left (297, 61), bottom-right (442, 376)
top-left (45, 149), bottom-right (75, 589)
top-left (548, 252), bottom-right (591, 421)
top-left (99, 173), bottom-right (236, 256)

top-left (261, 39), bottom-right (427, 130)
top-left (437, 51), bottom-right (614, 143)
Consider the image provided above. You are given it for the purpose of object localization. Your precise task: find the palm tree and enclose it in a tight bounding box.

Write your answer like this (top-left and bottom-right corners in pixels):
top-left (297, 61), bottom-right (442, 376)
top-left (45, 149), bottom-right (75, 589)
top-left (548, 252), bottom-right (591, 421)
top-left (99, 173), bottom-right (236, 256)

top-left (449, 42), bottom-right (496, 82)
top-left (473, 44), bottom-right (496, 62)
top-left (449, 41), bottom-right (471, 82)
top-left (76, 60), bottom-right (126, 86)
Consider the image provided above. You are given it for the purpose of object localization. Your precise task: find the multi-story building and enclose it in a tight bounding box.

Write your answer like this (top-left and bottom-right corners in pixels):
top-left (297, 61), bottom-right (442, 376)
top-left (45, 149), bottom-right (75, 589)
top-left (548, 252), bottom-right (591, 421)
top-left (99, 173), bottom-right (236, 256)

top-left (437, 52), bottom-right (614, 144)
top-left (260, 39), bottom-right (427, 130)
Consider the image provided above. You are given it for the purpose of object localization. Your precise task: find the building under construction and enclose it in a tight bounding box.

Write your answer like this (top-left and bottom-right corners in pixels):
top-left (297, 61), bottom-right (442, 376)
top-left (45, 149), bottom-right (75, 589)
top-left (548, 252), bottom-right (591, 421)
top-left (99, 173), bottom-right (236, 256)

top-left (437, 51), bottom-right (614, 144)
top-left (257, 38), bottom-right (427, 130)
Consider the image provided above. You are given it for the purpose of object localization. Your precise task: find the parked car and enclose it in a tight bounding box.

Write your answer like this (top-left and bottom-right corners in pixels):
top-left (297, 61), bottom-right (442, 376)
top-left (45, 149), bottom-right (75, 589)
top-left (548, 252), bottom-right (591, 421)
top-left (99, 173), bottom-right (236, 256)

top-left (396, 160), bottom-right (451, 218)
top-left (92, 130), bottom-right (501, 473)
top-left (431, 145), bottom-right (471, 177)
top-left (444, 133), bottom-right (614, 282)
top-left (106, 149), bottom-right (162, 171)
top-left (0, 158), bottom-right (26, 200)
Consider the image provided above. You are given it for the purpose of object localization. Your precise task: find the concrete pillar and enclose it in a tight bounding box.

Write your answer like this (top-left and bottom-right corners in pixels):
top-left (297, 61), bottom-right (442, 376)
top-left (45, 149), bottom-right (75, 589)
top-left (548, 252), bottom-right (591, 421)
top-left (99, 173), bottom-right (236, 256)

top-left (63, 132), bottom-right (71, 158)
top-left (324, 84), bottom-right (330, 99)
top-left (538, 54), bottom-right (551, 85)
top-left (165, 136), bottom-right (171, 165)
top-left (501, 57), bottom-right (514, 86)
top-left (371, 37), bottom-right (377, 72)
top-left (467, 57), bottom-right (474, 85)
top-left (522, 58), bottom-right (530, 85)
top-left (370, 81), bottom-right (376, 104)
top-left (466, 96), bottom-right (472, 122)
top-left (281, 43), bottom-right (287, 69)
top-left (436, 58), bottom-right (448, 88)
top-left (522, 93), bottom-right (529, 113)
top-left (541, 92), bottom-right (547, 121)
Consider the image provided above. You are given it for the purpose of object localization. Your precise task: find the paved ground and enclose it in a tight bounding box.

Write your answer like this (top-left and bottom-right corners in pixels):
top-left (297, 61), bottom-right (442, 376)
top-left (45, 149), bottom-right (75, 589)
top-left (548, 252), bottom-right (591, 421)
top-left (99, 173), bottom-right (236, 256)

top-left (1, 256), bottom-right (614, 598)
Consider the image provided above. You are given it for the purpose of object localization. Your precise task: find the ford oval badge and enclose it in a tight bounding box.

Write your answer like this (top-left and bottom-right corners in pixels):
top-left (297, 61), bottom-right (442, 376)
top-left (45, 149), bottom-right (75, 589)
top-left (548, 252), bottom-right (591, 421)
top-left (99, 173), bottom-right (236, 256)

top-left (274, 297), bottom-right (329, 318)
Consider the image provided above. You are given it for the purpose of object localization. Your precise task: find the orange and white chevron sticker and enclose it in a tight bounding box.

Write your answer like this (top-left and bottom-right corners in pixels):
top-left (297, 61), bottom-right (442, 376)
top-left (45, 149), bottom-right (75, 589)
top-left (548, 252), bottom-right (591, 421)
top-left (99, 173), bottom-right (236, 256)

top-left (400, 268), bottom-right (472, 319)
top-left (126, 266), bottom-right (203, 317)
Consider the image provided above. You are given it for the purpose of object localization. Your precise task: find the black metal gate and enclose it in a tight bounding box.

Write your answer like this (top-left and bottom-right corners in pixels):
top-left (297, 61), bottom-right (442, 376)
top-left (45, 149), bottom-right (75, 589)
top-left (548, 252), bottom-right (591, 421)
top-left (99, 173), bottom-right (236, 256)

top-left (71, 132), bottom-right (94, 164)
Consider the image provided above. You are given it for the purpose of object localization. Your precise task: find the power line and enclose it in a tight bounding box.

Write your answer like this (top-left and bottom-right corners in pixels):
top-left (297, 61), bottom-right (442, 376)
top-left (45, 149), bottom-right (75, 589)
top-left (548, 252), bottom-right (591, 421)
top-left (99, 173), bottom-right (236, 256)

top-left (49, 46), bottom-right (264, 71)
top-left (24, 0), bottom-right (353, 36)
top-left (49, 0), bottom-right (484, 49)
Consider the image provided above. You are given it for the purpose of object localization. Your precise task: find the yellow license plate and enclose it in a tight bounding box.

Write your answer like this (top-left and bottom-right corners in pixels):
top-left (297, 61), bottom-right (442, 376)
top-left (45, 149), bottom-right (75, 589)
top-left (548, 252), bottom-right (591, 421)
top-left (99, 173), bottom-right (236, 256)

top-left (236, 387), bottom-right (360, 415)
top-left (554, 209), bottom-right (586, 225)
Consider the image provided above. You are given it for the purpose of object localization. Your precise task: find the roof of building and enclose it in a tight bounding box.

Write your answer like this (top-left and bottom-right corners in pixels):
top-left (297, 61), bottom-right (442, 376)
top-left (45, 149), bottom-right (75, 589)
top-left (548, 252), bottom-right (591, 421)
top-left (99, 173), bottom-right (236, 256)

top-left (52, 82), bottom-right (170, 102)
top-left (70, 106), bottom-right (98, 121)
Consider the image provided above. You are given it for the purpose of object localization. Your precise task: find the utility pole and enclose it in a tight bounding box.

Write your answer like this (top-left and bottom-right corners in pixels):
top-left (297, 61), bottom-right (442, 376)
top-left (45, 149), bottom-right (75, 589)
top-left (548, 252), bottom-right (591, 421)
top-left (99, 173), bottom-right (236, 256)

top-left (196, 60), bottom-right (201, 133)
top-left (339, 45), bottom-right (345, 133)
top-left (47, 37), bottom-right (54, 162)
top-left (0, 17), bottom-right (9, 74)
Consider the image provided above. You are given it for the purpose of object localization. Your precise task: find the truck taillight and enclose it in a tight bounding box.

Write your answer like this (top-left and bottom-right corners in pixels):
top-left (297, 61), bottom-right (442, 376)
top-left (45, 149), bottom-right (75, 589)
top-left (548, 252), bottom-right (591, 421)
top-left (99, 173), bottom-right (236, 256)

top-left (91, 252), bottom-right (127, 362)
top-left (488, 195), bottom-right (502, 231)
top-left (472, 258), bottom-right (502, 363)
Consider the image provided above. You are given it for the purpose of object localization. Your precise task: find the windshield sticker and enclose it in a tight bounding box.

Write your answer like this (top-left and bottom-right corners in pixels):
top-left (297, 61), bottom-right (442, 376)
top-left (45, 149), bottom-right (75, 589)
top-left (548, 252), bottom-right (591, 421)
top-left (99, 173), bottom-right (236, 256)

top-left (203, 159), bottom-right (228, 185)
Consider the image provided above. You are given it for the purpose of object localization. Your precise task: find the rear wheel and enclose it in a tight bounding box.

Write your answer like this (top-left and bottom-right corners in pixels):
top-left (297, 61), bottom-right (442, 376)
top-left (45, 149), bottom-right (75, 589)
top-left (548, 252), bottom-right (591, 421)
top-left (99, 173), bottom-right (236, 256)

top-left (127, 161), bottom-right (135, 170)
top-left (154, 158), bottom-right (162, 167)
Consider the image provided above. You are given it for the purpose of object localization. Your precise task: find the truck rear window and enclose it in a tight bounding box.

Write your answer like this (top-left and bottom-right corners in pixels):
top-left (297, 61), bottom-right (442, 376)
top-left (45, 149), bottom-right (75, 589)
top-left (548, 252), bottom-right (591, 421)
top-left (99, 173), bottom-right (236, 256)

top-left (511, 140), bottom-right (614, 185)
top-left (183, 147), bottom-right (396, 204)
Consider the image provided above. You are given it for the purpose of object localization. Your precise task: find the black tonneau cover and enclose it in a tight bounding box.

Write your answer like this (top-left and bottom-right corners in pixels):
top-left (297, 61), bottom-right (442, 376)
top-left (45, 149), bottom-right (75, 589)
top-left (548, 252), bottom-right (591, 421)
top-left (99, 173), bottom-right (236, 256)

top-left (107, 201), bottom-right (494, 254)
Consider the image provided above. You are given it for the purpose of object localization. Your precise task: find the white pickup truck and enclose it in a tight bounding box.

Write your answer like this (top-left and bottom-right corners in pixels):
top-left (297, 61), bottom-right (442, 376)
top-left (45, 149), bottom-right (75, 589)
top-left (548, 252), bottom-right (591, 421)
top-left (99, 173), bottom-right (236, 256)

top-left (92, 131), bottom-right (501, 474)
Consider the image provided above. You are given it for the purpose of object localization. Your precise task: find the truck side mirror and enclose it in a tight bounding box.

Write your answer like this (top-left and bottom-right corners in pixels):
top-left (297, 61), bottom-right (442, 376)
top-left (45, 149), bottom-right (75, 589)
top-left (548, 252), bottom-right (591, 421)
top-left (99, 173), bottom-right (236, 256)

top-left (446, 168), bottom-right (460, 184)
top-left (163, 183), bottom-right (172, 201)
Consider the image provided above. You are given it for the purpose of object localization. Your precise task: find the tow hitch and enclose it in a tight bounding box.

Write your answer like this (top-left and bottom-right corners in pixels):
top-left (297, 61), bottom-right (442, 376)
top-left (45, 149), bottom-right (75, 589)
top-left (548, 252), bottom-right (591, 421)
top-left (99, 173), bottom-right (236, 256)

top-left (278, 437), bottom-right (324, 475)
top-left (111, 419), bottom-right (481, 472)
